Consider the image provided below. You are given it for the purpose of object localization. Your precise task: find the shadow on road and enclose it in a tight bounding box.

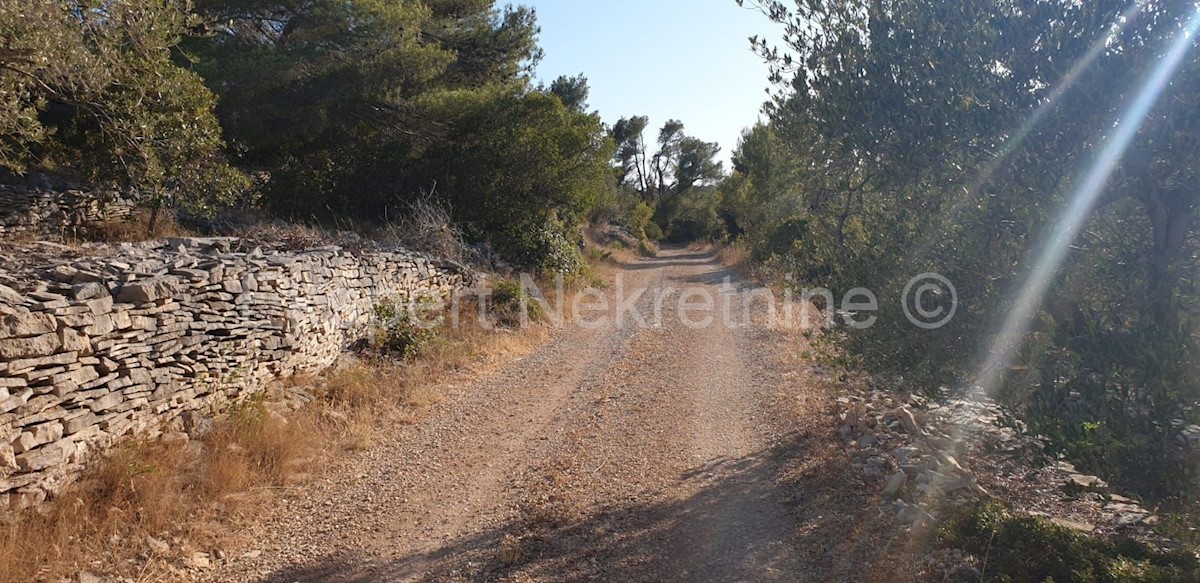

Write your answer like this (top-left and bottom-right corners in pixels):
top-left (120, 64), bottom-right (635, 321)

top-left (258, 430), bottom-right (909, 582)
top-left (620, 249), bottom-right (721, 271)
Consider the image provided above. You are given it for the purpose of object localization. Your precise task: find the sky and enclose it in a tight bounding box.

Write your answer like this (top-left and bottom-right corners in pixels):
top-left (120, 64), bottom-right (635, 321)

top-left (522, 0), bottom-right (781, 165)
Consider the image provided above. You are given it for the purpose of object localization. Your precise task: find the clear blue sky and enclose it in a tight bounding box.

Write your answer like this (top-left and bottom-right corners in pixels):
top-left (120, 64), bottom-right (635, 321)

top-left (522, 0), bottom-right (780, 164)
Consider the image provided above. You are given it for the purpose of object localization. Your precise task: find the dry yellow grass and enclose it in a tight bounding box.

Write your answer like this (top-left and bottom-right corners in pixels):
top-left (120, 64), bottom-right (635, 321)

top-left (73, 209), bottom-right (192, 243)
top-left (0, 403), bottom-right (320, 582)
top-left (710, 242), bottom-right (751, 276)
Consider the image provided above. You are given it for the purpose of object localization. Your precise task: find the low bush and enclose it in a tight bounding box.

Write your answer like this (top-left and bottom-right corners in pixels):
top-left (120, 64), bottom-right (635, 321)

top-left (490, 278), bottom-right (544, 327)
top-left (939, 501), bottom-right (1200, 582)
top-left (629, 202), bottom-right (658, 241)
top-left (372, 297), bottom-right (441, 360)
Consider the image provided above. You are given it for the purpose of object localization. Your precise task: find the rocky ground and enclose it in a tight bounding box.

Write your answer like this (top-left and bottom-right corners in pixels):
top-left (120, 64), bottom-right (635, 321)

top-left (834, 386), bottom-right (1185, 579)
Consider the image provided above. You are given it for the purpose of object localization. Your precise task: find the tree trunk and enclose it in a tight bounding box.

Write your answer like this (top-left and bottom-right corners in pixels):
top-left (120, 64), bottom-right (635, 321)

top-left (147, 202), bottom-right (162, 238)
top-left (1144, 188), bottom-right (1195, 331)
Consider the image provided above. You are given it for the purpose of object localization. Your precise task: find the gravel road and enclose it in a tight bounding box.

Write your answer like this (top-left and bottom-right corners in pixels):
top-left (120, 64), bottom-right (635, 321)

top-left (203, 247), bottom-right (891, 583)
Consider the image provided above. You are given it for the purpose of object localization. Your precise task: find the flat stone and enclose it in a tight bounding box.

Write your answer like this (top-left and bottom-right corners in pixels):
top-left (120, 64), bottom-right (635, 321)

top-left (0, 311), bottom-right (58, 337)
top-left (23, 364), bottom-right (67, 382)
top-left (0, 388), bottom-right (32, 413)
top-left (126, 367), bottom-right (153, 386)
top-left (11, 422), bottom-right (63, 454)
top-left (1050, 517), bottom-right (1095, 533)
top-left (942, 475), bottom-right (987, 497)
top-left (88, 392), bottom-right (123, 413)
top-left (85, 313), bottom-right (114, 336)
top-left (86, 295), bottom-right (114, 315)
top-left (58, 312), bottom-right (95, 328)
top-left (187, 551), bottom-right (213, 570)
top-left (0, 284), bottom-right (22, 305)
top-left (896, 406), bottom-right (926, 437)
top-left (145, 535), bottom-right (170, 555)
top-left (63, 413), bottom-right (97, 435)
top-left (1067, 474), bottom-right (1109, 491)
top-left (50, 366), bottom-right (99, 396)
top-left (58, 326), bottom-right (91, 355)
top-left (116, 276), bottom-right (179, 303)
top-left (27, 291), bottom-right (66, 303)
top-left (937, 452), bottom-right (967, 475)
top-left (71, 282), bottom-right (108, 301)
top-left (29, 299), bottom-right (69, 311)
top-left (15, 439), bottom-right (74, 472)
top-left (893, 446), bottom-right (919, 463)
top-left (6, 351), bottom-right (77, 373)
top-left (883, 470), bottom-right (908, 499)
top-left (0, 332), bottom-right (61, 359)
top-left (112, 310), bottom-right (132, 330)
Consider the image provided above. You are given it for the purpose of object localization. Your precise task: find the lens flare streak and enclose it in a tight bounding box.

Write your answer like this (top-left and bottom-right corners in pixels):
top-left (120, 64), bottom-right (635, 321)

top-left (975, 7), bottom-right (1200, 396)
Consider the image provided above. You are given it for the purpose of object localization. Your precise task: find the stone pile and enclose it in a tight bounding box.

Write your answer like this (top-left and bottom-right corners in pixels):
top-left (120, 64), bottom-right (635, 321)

top-left (839, 393), bottom-right (987, 527)
top-left (836, 390), bottom-right (1163, 536)
top-left (0, 237), bottom-right (472, 512)
top-left (0, 185), bottom-right (137, 239)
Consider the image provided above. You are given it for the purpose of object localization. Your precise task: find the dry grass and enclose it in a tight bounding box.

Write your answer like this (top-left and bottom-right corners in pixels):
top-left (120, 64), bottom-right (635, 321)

top-left (0, 301), bottom-right (553, 583)
top-left (710, 243), bottom-right (751, 276)
top-left (74, 209), bottom-right (192, 243)
top-left (382, 196), bottom-right (466, 262)
top-left (0, 408), bottom-right (317, 583)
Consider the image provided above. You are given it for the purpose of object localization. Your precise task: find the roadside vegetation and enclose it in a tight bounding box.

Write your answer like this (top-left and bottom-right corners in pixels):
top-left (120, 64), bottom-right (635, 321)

top-left (717, 0), bottom-right (1200, 509)
top-left (939, 502), bottom-right (1199, 582)
top-left (0, 0), bottom-right (673, 272)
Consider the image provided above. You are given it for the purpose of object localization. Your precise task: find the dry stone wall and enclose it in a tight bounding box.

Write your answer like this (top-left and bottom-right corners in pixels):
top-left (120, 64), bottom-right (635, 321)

top-left (0, 237), bottom-right (472, 512)
top-left (0, 185), bottom-right (137, 239)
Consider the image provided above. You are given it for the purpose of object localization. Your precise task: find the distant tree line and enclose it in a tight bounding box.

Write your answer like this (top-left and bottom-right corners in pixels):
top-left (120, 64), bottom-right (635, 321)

top-left (607, 116), bottom-right (725, 242)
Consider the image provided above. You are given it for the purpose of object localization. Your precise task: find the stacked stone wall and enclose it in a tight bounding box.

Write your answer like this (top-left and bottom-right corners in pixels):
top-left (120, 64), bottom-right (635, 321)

top-left (0, 185), bottom-right (137, 239)
top-left (0, 237), bottom-right (472, 511)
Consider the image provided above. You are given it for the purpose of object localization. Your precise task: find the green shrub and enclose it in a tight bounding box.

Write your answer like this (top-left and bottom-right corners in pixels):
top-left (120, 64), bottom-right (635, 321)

top-left (630, 202), bottom-right (661, 241)
top-left (492, 215), bottom-right (586, 275)
top-left (489, 278), bottom-right (543, 327)
top-left (372, 297), bottom-right (440, 360)
top-left (939, 501), bottom-right (1199, 582)
top-left (638, 239), bottom-right (659, 257)
top-left (643, 221), bottom-right (665, 242)
top-left (1007, 318), bottom-right (1200, 502)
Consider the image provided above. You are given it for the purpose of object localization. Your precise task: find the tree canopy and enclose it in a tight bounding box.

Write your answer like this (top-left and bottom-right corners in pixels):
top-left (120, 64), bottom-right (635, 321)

top-left (0, 0), bottom-right (623, 272)
top-left (0, 0), bottom-right (246, 213)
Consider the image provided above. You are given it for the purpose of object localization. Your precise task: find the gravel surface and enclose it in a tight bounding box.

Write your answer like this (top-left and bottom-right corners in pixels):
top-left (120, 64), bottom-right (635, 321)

top-left (198, 247), bottom-right (894, 583)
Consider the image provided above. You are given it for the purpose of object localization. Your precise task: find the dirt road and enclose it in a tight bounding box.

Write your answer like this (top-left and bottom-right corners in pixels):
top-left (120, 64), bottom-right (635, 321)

top-left (206, 247), bottom-right (891, 582)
